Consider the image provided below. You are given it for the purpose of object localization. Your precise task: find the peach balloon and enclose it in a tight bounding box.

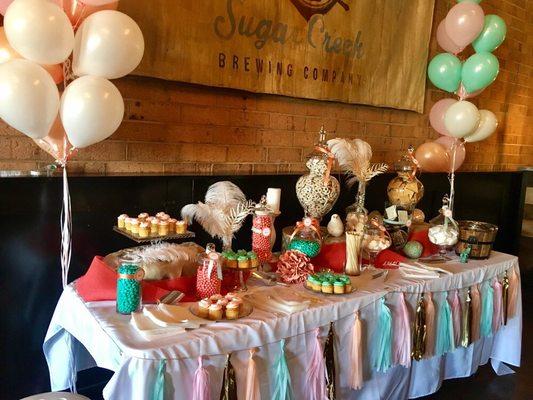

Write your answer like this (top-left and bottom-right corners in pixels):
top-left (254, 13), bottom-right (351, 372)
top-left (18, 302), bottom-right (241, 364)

top-left (62, 0), bottom-right (119, 27)
top-left (415, 142), bottom-right (450, 173)
top-left (33, 117), bottom-right (76, 166)
top-left (434, 136), bottom-right (466, 172)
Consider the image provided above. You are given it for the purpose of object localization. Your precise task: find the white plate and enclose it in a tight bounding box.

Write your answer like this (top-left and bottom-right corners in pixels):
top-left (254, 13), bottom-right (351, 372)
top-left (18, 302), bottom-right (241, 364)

top-left (189, 302), bottom-right (253, 321)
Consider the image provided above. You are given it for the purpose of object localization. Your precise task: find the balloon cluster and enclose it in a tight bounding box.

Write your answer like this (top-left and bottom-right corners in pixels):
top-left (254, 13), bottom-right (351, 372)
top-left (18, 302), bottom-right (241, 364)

top-left (417, 0), bottom-right (506, 173)
top-left (0, 0), bottom-right (144, 166)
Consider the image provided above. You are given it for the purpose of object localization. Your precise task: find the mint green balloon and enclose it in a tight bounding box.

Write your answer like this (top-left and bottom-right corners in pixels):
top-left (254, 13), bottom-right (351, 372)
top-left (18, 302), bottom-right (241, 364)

top-left (473, 15), bottom-right (507, 53)
top-left (428, 53), bottom-right (462, 92)
top-left (462, 52), bottom-right (499, 93)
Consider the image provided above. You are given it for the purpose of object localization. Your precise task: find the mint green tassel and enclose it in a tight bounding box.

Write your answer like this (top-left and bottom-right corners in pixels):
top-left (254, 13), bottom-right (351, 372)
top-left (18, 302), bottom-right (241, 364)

top-left (435, 293), bottom-right (454, 357)
top-left (371, 298), bottom-right (392, 373)
top-left (480, 282), bottom-right (494, 337)
top-left (152, 360), bottom-right (166, 400)
top-left (271, 340), bottom-right (295, 400)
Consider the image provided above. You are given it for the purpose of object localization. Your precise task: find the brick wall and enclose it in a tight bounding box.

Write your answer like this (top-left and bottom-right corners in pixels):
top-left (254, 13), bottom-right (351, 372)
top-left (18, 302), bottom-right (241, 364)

top-left (0, 0), bottom-right (531, 175)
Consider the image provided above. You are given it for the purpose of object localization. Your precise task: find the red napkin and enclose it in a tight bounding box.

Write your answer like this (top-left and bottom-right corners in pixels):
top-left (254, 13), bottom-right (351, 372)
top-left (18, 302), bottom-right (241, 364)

top-left (408, 229), bottom-right (439, 257)
top-left (312, 241), bottom-right (346, 273)
top-left (75, 256), bottom-right (198, 303)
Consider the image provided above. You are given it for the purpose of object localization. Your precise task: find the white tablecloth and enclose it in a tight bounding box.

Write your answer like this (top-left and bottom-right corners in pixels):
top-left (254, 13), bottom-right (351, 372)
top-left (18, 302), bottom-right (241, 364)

top-left (44, 252), bottom-right (522, 400)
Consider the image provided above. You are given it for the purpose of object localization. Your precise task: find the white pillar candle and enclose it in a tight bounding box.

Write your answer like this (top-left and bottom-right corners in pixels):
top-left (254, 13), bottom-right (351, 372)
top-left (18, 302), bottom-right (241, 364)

top-left (266, 188), bottom-right (281, 213)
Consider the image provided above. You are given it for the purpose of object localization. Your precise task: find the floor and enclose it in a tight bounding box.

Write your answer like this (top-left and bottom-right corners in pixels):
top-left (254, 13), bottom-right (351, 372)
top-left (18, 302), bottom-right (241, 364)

top-left (77, 240), bottom-right (533, 400)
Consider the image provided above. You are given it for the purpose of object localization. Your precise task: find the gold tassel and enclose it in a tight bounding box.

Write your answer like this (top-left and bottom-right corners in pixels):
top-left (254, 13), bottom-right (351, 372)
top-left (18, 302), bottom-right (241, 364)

top-left (220, 354), bottom-right (237, 400)
top-left (502, 272), bottom-right (509, 325)
top-left (461, 288), bottom-right (472, 347)
top-left (411, 294), bottom-right (426, 361)
top-left (324, 322), bottom-right (336, 400)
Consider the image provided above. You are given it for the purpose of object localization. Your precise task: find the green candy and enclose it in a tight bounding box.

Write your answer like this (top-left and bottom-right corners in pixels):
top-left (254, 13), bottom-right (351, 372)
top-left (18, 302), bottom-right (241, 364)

top-left (288, 239), bottom-right (321, 258)
top-left (117, 263), bottom-right (142, 314)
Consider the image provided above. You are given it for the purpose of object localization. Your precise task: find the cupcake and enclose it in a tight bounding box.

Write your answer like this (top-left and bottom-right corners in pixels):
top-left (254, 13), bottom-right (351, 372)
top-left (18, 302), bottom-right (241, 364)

top-left (226, 253), bottom-right (238, 268)
top-left (138, 212), bottom-right (149, 222)
top-left (210, 294), bottom-right (224, 302)
top-left (333, 281), bottom-right (345, 294)
top-left (117, 214), bottom-right (128, 229)
top-left (156, 212), bottom-right (166, 218)
top-left (130, 218), bottom-right (139, 234)
top-left (237, 249), bottom-right (247, 257)
top-left (342, 276), bottom-right (352, 293)
top-left (217, 298), bottom-right (229, 308)
top-left (237, 255), bottom-right (250, 269)
top-left (311, 276), bottom-right (322, 292)
top-left (225, 292), bottom-right (238, 301)
top-left (248, 252), bottom-right (260, 268)
top-left (321, 281), bottom-right (333, 294)
top-left (230, 297), bottom-right (243, 313)
top-left (149, 218), bottom-right (159, 235)
top-left (208, 303), bottom-right (223, 320)
top-left (305, 276), bottom-right (313, 289)
top-left (159, 214), bottom-right (170, 222)
top-left (139, 222), bottom-right (150, 238)
top-left (225, 301), bottom-right (240, 320)
top-left (168, 218), bottom-right (177, 233)
top-left (158, 220), bottom-right (169, 236)
top-left (125, 217), bottom-right (132, 231)
top-left (176, 220), bottom-right (187, 234)
top-left (198, 299), bottom-right (211, 318)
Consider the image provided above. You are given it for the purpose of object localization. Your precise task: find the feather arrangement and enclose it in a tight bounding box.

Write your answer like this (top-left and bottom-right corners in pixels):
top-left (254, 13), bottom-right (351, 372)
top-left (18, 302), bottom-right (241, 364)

top-left (327, 138), bottom-right (388, 187)
top-left (181, 181), bottom-right (254, 249)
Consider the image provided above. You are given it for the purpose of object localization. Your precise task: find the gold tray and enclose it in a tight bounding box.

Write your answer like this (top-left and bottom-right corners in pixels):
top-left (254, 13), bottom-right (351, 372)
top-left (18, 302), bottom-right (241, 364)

top-left (189, 302), bottom-right (253, 321)
top-left (113, 226), bottom-right (195, 243)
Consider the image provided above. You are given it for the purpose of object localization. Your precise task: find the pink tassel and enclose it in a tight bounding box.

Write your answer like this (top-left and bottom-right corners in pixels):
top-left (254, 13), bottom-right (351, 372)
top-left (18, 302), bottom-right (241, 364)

top-left (449, 290), bottom-right (462, 347)
top-left (470, 285), bottom-right (481, 342)
top-left (424, 292), bottom-right (435, 358)
top-left (192, 356), bottom-right (210, 400)
top-left (305, 328), bottom-right (328, 400)
top-left (349, 312), bottom-right (363, 390)
top-left (492, 279), bottom-right (503, 332)
top-left (508, 268), bottom-right (519, 319)
top-left (393, 293), bottom-right (411, 367)
top-left (245, 349), bottom-right (261, 400)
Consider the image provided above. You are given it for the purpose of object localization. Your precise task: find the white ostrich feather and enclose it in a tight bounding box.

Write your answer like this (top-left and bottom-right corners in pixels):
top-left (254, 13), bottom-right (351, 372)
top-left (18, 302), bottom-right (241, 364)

top-left (181, 181), bottom-right (252, 245)
top-left (327, 138), bottom-right (388, 187)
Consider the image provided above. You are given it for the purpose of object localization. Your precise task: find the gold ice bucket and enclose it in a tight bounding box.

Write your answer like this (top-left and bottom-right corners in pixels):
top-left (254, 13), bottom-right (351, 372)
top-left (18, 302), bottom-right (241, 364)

top-left (455, 220), bottom-right (498, 259)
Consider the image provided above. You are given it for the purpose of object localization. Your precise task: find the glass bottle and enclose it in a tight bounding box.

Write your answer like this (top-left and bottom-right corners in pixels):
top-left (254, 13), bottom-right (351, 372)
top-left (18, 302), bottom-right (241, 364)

top-left (116, 254), bottom-right (144, 314)
top-left (295, 127), bottom-right (340, 221)
top-left (196, 243), bottom-right (222, 299)
top-left (362, 218), bottom-right (392, 269)
top-left (252, 195), bottom-right (273, 263)
top-left (344, 182), bottom-right (367, 276)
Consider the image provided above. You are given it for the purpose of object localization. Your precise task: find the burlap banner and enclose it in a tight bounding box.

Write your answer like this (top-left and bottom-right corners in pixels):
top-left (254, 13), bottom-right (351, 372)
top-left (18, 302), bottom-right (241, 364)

top-left (121, 0), bottom-right (435, 112)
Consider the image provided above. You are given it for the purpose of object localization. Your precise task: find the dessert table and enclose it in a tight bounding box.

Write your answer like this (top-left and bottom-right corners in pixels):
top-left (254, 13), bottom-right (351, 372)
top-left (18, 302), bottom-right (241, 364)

top-left (44, 252), bottom-right (521, 400)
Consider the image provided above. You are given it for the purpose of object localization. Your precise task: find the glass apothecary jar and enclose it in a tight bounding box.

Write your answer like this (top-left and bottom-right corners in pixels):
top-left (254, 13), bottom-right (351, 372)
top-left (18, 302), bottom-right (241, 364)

top-left (362, 218), bottom-right (392, 269)
top-left (428, 197), bottom-right (459, 259)
top-left (116, 255), bottom-right (144, 314)
top-left (387, 154), bottom-right (424, 212)
top-left (288, 217), bottom-right (322, 258)
top-left (252, 196), bottom-right (273, 263)
top-left (295, 127), bottom-right (340, 221)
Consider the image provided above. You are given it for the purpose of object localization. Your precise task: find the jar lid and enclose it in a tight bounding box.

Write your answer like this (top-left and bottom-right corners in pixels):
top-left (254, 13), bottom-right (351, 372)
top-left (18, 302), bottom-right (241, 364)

top-left (394, 155), bottom-right (414, 172)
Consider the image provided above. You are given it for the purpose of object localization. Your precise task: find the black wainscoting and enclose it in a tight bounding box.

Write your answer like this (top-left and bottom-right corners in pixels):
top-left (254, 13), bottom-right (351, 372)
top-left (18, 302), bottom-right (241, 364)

top-left (0, 172), bottom-right (527, 399)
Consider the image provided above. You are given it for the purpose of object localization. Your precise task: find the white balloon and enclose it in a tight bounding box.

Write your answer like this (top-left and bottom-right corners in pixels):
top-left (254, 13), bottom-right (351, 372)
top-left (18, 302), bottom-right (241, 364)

top-left (0, 59), bottom-right (59, 139)
top-left (464, 110), bottom-right (498, 143)
top-left (444, 101), bottom-right (480, 138)
top-left (60, 76), bottom-right (124, 148)
top-left (73, 10), bottom-right (144, 79)
top-left (4, 0), bottom-right (74, 65)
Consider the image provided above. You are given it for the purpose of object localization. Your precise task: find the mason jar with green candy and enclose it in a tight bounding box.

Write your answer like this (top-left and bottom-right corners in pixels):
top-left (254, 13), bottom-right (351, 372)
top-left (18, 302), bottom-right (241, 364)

top-left (116, 255), bottom-right (144, 315)
top-left (288, 217), bottom-right (322, 258)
